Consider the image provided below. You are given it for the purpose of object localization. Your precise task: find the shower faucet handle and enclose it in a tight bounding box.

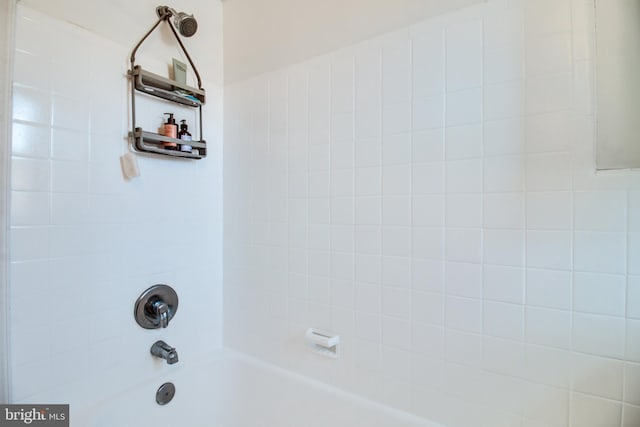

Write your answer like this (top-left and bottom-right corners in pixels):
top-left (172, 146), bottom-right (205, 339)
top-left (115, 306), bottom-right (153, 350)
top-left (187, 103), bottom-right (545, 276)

top-left (153, 300), bottom-right (169, 328)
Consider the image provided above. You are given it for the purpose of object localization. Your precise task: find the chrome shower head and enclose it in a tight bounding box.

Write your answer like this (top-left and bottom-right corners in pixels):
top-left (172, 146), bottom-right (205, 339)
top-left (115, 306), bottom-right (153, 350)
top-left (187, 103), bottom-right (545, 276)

top-left (173, 11), bottom-right (198, 37)
top-left (156, 6), bottom-right (198, 37)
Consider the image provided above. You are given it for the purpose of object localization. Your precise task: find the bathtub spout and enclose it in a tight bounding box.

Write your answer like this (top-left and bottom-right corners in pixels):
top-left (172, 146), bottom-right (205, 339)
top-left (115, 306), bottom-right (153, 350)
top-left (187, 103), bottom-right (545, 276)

top-left (150, 340), bottom-right (179, 365)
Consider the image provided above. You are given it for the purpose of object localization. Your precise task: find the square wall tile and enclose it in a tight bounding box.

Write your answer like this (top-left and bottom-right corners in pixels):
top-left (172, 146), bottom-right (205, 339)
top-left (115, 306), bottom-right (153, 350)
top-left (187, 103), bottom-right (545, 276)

top-left (382, 133), bottom-right (411, 165)
top-left (572, 353), bottom-right (624, 400)
top-left (446, 296), bottom-right (482, 333)
top-left (625, 363), bottom-right (640, 406)
top-left (412, 195), bottom-right (444, 227)
top-left (413, 162), bottom-right (444, 195)
top-left (483, 336), bottom-right (524, 377)
top-left (630, 233), bottom-right (640, 276)
top-left (382, 164), bottom-right (411, 195)
top-left (413, 129), bottom-right (444, 163)
top-left (526, 269), bottom-right (571, 310)
top-left (446, 88), bottom-right (482, 127)
top-left (484, 117), bottom-right (525, 156)
top-left (382, 34), bottom-right (411, 104)
top-left (630, 191), bottom-right (640, 232)
top-left (574, 231), bottom-right (626, 275)
top-left (484, 264), bottom-right (524, 304)
top-left (526, 231), bottom-right (572, 270)
top-left (412, 291), bottom-right (443, 325)
top-left (445, 329), bottom-right (482, 367)
top-left (522, 382), bottom-right (569, 426)
top-left (412, 27), bottom-right (444, 98)
top-left (574, 191), bottom-right (626, 232)
top-left (525, 152), bottom-right (572, 192)
top-left (628, 276), bottom-right (640, 320)
top-left (10, 226), bottom-right (49, 262)
top-left (484, 81), bottom-right (525, 121)
top-left (525, 307), bottom-right (571, 349)
top-left (11, 157), bottom-right (50, 192)
top-left (525, 72), bottom-right (572, 114)
top-left (571, 393), bottom-right (621, 427)
top-left (446, 158), bottom-right (482, 193)
top-left (484, 155), bottom-right (525, 193)
top-left (526, 111), bottom-right (572, 154)
top-left (11, 191), bottom-right (50, 226)
top-left (446, 194), bottom-right (482, 228)
top-left (13, 85), bottom-right (51, 125)
top-left (484, 301), bottom-right (523, 340)
top-left (382, 287), bottom-right (412, 318)
top-left (446, 20), bottom-right (482, 92)
top-left (382, 226), bottom-right (412, 258)
top-left (12, 121), bottom-right (50, 159)
top-left (573, 313), bottom-right (625, 359)
top-left (382, 196), bottom-right (411, 226)
top-left (413, 96), bottom-right (444, 131)
top-left (627, 320), bottom-right (640, 363)
top-left (524, 344), bottom-right (571, 389)
top-left (573, 272), bottom-right (626, 317)
top-left (623, 404), bottom-right (640, 427)
top-left (484, 229), bottom-right (524, 267)
top-left (445, 124), bottom-right (481, 161)
top-left (382, 316), bottom-right (411, 350)
top-left (483, 192), bottom-right (524, 229)
top-left (412, 259), bottom-right (444, 293)
top-left (526, 33), bottom-right (572, 77)
top-left (412, 227), bottom-right (444, 260)
top-left (446, 229), bottom-right (481, 263)
top-left (412, 322), bottom-right (444, 357)
top-left (484, 44), bottom-right (524, 85)
top-left (446, 261), bottom-right (482, 299)
top-left (526, 191), bottom-right (572, 230)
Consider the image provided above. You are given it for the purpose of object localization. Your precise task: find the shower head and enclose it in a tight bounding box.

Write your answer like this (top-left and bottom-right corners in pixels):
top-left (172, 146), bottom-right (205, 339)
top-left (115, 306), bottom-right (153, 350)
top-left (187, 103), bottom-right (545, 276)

top-left (156, 6), bottom-right (198, 37)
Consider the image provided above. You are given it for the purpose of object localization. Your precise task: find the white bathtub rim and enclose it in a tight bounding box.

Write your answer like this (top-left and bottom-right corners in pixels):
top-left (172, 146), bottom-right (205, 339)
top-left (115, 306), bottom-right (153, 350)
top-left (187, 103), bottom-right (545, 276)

top-left (221, 348), bottom-right (447, 427)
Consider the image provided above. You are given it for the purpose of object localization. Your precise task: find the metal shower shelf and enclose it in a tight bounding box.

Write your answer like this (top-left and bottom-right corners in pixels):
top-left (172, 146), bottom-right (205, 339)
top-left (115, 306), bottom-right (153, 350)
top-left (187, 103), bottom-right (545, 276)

top-left (134, 128), bottom-right (206, 159)
top-left (131, 66), bottom-right (205, 106)
top-left (128, 6), bottom-right (207, 160)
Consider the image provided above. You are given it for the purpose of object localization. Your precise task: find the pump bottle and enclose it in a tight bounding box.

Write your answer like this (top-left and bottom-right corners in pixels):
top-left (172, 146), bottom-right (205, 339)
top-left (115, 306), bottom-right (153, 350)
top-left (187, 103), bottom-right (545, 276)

top-left (178, 119), bottom-right (193, 153)
top-left (162, 113), bottom-right (178, 150)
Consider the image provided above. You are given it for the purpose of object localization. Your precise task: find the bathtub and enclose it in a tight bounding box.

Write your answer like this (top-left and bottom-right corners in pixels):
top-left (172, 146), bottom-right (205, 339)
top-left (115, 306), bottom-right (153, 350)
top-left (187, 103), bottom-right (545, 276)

top-left (73, 349), bottom-right (444, 427)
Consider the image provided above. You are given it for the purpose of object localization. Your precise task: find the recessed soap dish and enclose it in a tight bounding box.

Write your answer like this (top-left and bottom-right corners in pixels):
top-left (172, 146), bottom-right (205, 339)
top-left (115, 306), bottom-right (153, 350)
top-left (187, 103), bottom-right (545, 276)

top-left (304, 328), bottom-right (340, 359)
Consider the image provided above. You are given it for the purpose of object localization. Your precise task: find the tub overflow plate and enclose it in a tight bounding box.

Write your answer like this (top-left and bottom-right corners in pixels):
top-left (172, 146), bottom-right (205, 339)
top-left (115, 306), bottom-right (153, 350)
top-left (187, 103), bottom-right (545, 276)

top-left (156, 382), bottom-right (175, 405)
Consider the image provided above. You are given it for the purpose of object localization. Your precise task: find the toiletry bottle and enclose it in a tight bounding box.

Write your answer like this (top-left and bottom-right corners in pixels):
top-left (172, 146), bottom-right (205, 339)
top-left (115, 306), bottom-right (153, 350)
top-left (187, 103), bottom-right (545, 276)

top-left (178, 119), bottom-right (193, 153)
top-left (162, 113), bottom-right (178, 150)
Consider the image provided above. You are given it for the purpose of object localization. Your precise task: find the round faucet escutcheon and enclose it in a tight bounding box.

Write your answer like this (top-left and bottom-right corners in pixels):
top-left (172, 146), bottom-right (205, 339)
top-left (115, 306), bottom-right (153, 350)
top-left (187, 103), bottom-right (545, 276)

top-left (134, 284), bottom-right (178, 329)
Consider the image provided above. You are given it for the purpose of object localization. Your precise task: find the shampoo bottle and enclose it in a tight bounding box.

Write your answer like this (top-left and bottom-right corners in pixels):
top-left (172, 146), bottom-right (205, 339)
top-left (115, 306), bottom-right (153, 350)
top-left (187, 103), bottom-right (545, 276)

top-left (178, 119), bottom-right (193, 153)
top-left (162, 113), bottom-right (178, 150)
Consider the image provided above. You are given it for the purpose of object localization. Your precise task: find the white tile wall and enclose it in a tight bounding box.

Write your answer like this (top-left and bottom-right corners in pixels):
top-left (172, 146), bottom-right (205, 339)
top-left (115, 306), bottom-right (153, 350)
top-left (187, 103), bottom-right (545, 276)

top-left (224, 0), bottom-right (640, 426)
top-left (9, 5), bottom-right (223, 410)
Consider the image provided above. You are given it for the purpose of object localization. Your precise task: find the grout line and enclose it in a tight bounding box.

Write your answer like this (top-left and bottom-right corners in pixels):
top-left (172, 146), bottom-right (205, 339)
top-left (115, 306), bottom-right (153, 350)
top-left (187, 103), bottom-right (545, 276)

top-left (441, 24), bottom-right (448, 362)
top-left (408, 34), bottom-right (414, 344)
top-left (622, 185), bottom-right (631, 422)
top-left (568, 0), bottom-right (577, 424)
top-left (284, 71), bottom-right (291, 325)
top-left (479, 16), bottom-right (486, 365)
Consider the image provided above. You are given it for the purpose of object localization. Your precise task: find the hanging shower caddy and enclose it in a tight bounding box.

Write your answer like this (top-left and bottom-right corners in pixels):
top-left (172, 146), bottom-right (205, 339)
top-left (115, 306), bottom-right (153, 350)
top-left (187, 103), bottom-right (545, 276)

top-left (128, 6), bottom-right (207, 159)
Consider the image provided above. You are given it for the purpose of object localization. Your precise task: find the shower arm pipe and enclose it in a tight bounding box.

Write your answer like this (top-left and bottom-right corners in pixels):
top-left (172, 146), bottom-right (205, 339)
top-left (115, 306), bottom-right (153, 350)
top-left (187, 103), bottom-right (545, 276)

top-left (129, 10), bottom-right (203, 90)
